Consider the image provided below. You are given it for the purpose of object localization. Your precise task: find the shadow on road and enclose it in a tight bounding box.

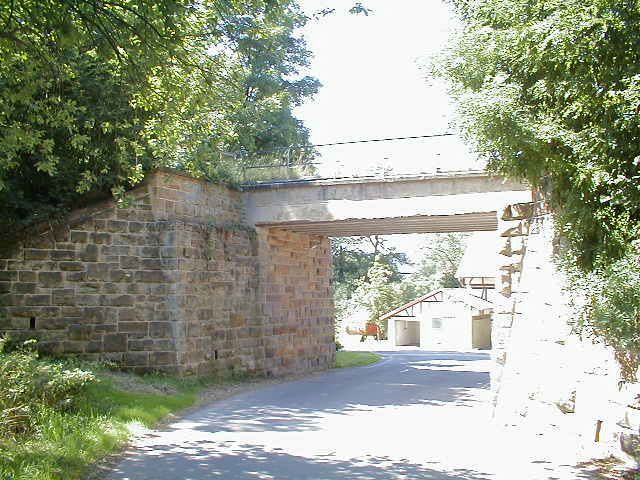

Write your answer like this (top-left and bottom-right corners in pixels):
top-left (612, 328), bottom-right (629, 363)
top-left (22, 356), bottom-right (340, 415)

top-left (109, 443), bottom-right (493, 480)
top-left (105, 351), bottom-right (624, 480)
top-left (172, 352), bottom-right (490, 434)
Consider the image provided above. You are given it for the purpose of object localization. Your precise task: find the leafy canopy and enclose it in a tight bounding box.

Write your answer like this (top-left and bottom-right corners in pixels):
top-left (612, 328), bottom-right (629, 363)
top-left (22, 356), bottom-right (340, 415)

top-left (0, 0), bottom-right (318, 233)
top-left (437, 0), bottom-right (640, 270)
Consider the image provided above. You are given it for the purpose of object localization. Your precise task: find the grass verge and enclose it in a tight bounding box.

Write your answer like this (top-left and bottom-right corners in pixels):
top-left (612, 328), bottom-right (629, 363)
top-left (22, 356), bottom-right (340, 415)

top-left (334, 351), bottom-right (382, 369)
top-left (0, 354), bottom-right (227, 480)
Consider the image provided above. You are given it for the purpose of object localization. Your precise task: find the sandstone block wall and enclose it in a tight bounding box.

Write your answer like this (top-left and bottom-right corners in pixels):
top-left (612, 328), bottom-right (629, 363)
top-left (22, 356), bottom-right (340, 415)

top-left (257, 227), bottom-right (335, 375)
top-left (0, 180), bottom-right (185, 371)
top-left (0, 170), bottom-right (336, 376)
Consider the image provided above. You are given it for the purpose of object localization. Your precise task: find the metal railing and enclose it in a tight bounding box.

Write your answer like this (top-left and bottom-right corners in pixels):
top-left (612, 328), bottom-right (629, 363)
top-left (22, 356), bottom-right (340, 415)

top-left (237, 134), bottom-right (483, 185)
top-left (197, 134), bottom-right (483, 185)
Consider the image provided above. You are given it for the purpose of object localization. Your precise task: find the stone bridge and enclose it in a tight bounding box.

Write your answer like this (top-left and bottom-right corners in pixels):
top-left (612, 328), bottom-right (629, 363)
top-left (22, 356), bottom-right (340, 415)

top-left (0, 169), bottom-right (530, 377)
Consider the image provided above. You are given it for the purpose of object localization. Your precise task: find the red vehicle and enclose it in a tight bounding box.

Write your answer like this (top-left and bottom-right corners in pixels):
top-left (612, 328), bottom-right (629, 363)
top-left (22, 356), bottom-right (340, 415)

top-left (360, 323), bottom-right (382, 342)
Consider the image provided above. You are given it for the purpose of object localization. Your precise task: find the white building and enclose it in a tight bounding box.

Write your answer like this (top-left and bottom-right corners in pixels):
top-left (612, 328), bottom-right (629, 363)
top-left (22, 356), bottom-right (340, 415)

top-left (383, 231), bottom-right (500, 350)
top-left (384, 288), bottom-right (493, 350)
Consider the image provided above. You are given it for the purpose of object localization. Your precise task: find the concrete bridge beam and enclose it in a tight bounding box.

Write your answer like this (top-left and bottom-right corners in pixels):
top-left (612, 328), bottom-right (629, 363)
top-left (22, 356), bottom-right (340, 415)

top-left (243, 172), bottom-right (531, 235)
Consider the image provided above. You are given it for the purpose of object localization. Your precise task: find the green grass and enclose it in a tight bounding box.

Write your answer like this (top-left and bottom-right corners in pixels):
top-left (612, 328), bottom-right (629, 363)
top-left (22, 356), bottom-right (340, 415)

top-left (0, 360), bottom-right (223, 480)
top-left (0, 350), bottom-right (382, 480)
top-left (334, 351), bottom-right (382, 369)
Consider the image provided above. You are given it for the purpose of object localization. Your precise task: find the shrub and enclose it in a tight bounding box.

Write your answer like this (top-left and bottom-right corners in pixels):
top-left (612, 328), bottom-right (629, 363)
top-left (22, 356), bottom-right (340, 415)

top-left (565, 249), bottom-right (640, 380)
top-left (0, 338), bottom-right (95, 436)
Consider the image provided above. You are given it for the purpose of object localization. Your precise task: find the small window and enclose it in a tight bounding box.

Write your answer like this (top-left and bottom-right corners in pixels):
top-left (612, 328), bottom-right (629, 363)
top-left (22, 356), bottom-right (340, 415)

top-left (432, 319), bottom-right (442, 329)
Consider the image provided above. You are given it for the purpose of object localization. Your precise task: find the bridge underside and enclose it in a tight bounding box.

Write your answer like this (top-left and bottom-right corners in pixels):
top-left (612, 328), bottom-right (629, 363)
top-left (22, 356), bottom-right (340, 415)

top-left (256, 211), bottom-right (497, 237)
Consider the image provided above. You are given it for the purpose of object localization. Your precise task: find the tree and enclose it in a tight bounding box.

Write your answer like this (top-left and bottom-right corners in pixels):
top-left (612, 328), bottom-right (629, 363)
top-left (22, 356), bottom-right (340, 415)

top-left (332, 235), bottom-right (409, 287)
top-left (406, 233), bottom-right (468, 294)
top-left (436, 0), bottom-right (640, 372)
top-left (352, 256), bottom-right (399, 336)
top-left (435, 0), bottom-right (640, 271)
top-left (0, 0), bottom-right (318, 234)
top-left (331, 235), bottom-right (410, 335)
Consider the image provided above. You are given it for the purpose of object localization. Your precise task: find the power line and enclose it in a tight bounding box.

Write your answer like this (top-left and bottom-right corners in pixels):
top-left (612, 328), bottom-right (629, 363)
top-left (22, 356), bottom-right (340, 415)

top-left (311, 132), bottom-right (455, 148)
top-left (236, 132), bottom-right (457, 156)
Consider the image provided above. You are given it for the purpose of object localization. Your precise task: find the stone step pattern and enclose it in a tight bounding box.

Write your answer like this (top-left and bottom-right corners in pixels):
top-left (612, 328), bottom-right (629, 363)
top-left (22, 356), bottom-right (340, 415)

top-left (491, 199), bottom-right (640, 460)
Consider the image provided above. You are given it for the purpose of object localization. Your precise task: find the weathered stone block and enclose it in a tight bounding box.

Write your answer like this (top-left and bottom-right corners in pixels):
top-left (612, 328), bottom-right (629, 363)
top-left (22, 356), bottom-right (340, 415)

top-left (81, 244), bottom-right (99, 262)
top-left (124, 352), bottom-right (149, 367)
top-left (119, 322), bottom-right (148, 334)
top-left (62, 307), bottom-right (83, 317)
top-left (0, 271), bottom-right (17, 282)
top-left (106, 295), bottom-right (134, 307)
top-left (104, 333), bottom-right (127, 352)
top-left (39, 316), bottom-right (69, 330)
top-left (65, 271), bottom-right (86, 282)
top-left (24, 294), bottom-right (51, 306)
top-left (69, 324), bottom-right (93, 341)
top-left (86, 264), bottom-right (110, 281)
top-left (141, 258), bottom-right (164, 270)
top-left (60, 261), bottom-right (85, 271)
top-left (51, 250), bottom-right (76, 261)
top-left (135, 270), bottom-right (166, 283)
top-left (70, 231), bottom-right (89, 243)
top-left (149, 322), bottom-right (173, 338)
top-left (107, 220), bottom-right (128, 233)
top-left (62, 341), bottom-right (86, 353)
top-left (90, 232), bottom-right (111, 245)
top-left (24, 249), bottom-right (50, 261)
top-left (151, 351), bottom-right (177, 365)
top-left (86, 340), bottom-right (103, 353)
top-left (140, 246), bottom-right (160, 258)
top-left (52, 289), bottom-right (75, 306)
top-left (128, 222), bottom-right (145, 233)
top-left (107, 270), bottom-right (130, 283)
top-left (119, 256), bottom-right (139, 269)
top-left (74, 294), bottom-right (99, 307)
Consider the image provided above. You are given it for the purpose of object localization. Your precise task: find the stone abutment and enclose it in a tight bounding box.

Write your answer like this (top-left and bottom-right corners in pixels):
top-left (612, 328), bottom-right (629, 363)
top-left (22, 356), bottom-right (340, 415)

top-left (0, 171), bottom-right (335, 376)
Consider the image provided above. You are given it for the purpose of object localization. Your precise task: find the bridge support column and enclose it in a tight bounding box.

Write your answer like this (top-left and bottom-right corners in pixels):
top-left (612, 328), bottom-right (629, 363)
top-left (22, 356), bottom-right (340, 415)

top-left (256, 227), bottom-right (336, 375)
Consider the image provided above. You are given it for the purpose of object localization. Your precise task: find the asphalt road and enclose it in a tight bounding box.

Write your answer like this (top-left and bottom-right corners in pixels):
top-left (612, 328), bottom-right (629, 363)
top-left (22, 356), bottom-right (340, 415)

top-left (106, 351), bottom-right (602, 480)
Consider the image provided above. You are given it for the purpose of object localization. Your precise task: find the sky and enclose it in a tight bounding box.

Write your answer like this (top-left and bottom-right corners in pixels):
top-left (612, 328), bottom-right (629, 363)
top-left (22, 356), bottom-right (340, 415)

top-left (294, 0), bottom-right (482, 260)
top-left (294, 0), bottom-right (483, 179)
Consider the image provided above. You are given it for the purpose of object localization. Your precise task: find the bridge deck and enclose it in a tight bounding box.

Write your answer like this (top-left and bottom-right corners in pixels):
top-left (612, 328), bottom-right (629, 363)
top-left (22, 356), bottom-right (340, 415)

top-left (242, 171), bottom-right (531, 236)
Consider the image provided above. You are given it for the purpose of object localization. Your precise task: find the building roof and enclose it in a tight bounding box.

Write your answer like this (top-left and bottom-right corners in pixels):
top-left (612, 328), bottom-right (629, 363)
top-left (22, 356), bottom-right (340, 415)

top-left (379, 288), bottom-right (493, 322)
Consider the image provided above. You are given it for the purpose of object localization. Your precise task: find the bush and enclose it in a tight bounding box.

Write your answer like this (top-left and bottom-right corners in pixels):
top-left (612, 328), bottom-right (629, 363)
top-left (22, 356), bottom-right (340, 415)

top-left (565, 249), bottom-right (640, 380)
top-left (0, 338), bottom-right (95, 436)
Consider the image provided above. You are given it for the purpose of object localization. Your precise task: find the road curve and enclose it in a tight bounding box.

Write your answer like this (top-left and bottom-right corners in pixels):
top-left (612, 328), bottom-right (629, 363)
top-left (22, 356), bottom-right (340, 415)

top-left (106, 351), bottom-right (597, 480)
